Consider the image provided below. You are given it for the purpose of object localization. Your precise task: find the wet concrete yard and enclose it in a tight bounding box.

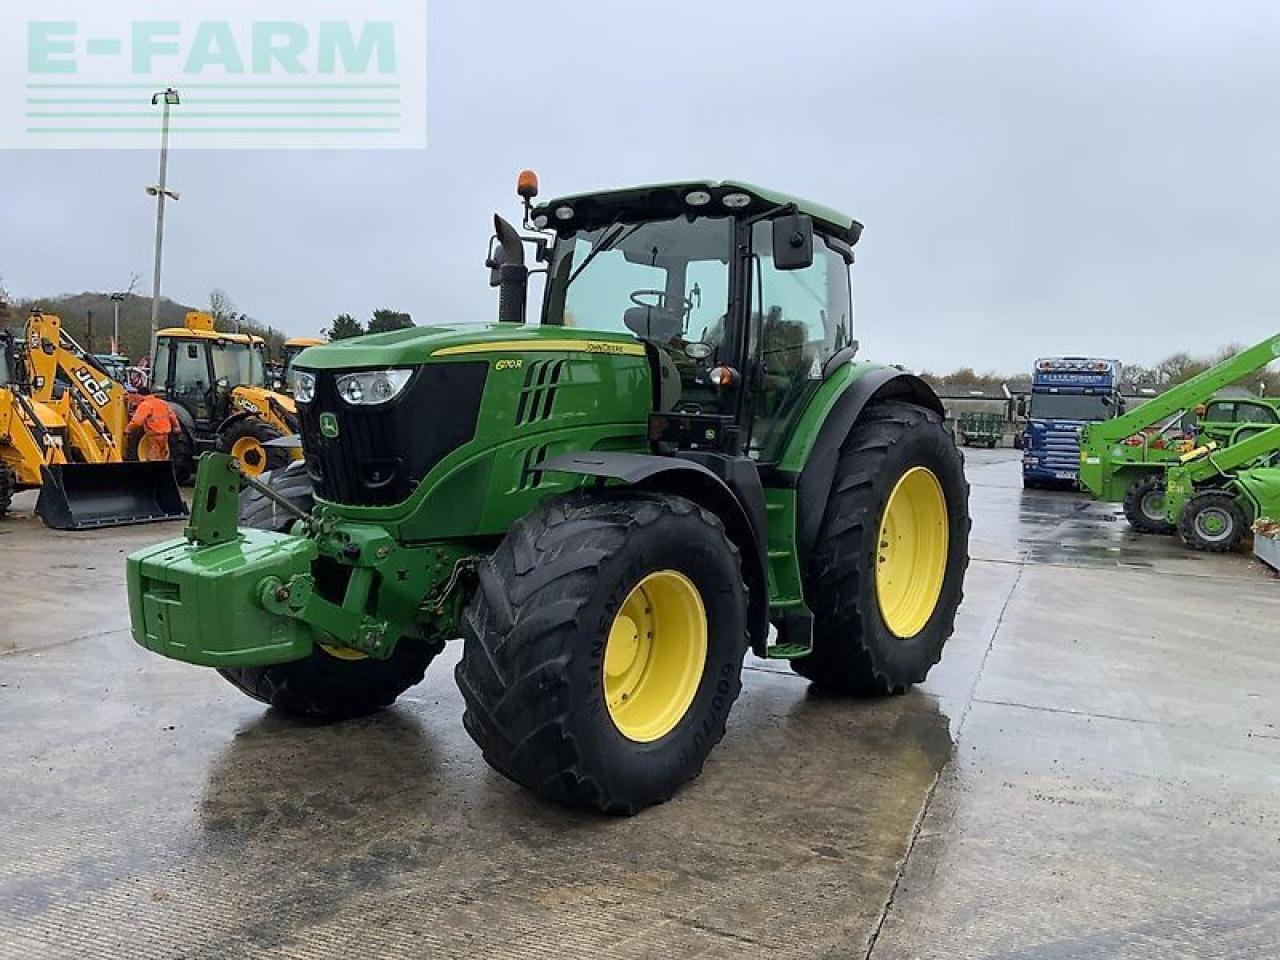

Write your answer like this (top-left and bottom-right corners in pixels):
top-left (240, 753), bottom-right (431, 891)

top-left (1, 448), bottom-right (1277, 958)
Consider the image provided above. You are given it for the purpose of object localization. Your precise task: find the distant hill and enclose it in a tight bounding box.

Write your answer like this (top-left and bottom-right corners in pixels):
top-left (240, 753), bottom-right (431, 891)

top-left (4, 291), bottom-right (289, 361)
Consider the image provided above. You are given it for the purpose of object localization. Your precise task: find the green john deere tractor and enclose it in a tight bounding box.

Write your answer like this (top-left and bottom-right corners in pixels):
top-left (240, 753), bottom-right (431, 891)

top-left (127, 176), bottom-right (970, 814)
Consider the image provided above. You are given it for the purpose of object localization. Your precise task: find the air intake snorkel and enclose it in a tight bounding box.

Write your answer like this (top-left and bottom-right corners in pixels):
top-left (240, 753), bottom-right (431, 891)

top-left (488, 215), bottom-right (528, 324)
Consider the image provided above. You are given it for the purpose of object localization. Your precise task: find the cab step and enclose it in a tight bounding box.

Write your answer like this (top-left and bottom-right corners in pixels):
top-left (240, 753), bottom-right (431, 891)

top-left (764, 610), bottom-right (813, 660)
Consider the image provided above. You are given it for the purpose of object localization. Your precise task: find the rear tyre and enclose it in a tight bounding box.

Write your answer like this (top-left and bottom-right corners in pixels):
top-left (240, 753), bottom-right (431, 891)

top-left (215, 460), bottom-right (441, 719)
top-left (456, 493), bottom-right (749, 815)
top-left (1123, 474), bottom-right (1176, 535)
top-left (218, 417), bottom-right (289, 479)
top-left (123, 429), bottom-right (169, 463)
top-left (0, 460), bottom-right (15, 516)
top-left (1180, 491), bottom-right (1247, 553)
top-left (792, 402), bottom-right (970, 695)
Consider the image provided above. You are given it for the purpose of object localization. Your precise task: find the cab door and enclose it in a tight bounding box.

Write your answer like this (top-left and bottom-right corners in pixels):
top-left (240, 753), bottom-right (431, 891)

top-left (162, 338), bottom-right (216, 428)
top-left (744, 219), bottom-right (855, 462)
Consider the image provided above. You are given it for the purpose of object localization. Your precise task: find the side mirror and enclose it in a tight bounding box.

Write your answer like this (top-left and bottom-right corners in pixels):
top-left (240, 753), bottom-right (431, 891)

top-left (1016, 397), bottom-right (1027, 417)
top-left (772, 212), bottom-right (814, 271)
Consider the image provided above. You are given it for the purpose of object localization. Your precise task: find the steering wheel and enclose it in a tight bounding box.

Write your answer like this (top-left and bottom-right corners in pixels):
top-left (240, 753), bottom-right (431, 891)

top-left (630, 289), bottom-right (693, 317)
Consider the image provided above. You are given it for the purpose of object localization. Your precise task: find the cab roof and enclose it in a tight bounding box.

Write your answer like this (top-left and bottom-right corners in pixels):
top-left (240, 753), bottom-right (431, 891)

top-left (156, 327), bottom-right (265, 346)
top-left (533, 180), bottom-right (863, 245)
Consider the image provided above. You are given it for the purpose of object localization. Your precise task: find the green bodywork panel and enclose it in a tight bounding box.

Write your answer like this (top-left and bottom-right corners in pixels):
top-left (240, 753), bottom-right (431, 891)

top-left (773, 362), bottom-right (883, 473)
top-left (1080, 332), bottom-right (1280, 502)
top-left (128, 325), bottom-right (655, 667)
top-left (1233, 467), bottom-right (1280, 521)
top-left (761, 361), bottom-right (898, 609)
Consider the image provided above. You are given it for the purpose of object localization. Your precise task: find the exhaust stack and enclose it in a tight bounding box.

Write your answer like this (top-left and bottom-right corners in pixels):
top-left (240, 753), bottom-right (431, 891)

top-left (491, 215), bottom-right (528, 324)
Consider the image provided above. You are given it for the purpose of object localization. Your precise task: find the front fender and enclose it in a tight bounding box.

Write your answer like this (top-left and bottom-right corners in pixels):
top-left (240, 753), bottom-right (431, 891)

top-left (541, 451), bottom-right (771, 656)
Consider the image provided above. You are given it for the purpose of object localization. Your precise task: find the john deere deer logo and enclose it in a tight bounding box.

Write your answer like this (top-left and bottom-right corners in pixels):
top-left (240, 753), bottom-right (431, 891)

top-left (319, 413), bottom-right (339, 438)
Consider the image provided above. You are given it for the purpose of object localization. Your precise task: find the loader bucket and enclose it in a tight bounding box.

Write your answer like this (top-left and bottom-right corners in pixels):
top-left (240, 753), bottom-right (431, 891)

top-left (35, 462), bottom-right (188, 531)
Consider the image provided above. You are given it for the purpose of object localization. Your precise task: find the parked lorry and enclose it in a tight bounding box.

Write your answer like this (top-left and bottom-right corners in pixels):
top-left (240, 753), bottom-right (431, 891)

top-left (127, 175), bottom-right (971, 814)
top-left (1022, 357), bottom-right (1122, 488)
top-left (1079, 334), bottom-right (1280, 532)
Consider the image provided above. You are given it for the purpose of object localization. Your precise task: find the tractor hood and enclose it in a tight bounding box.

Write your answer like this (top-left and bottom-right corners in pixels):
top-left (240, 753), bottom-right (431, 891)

top-left (293, 324), bottom-right (645, 370)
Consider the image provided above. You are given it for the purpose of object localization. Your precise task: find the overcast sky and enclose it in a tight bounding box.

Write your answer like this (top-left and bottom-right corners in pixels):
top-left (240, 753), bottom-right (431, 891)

top-left (3, 0), bottom-right (1279, 373)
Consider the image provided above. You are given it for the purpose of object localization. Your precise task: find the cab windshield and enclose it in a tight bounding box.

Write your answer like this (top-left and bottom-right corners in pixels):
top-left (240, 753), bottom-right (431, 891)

top-left (1028, 392), bottom-right (1113, 421)
top-left (211, 341), bottom-right (266, 388)
top-left (543, 215), bottom-right (732, 345)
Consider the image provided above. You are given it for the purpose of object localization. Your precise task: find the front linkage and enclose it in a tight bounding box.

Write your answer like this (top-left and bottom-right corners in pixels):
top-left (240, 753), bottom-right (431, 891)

top-left (128, 453), bottom-right (472, 667)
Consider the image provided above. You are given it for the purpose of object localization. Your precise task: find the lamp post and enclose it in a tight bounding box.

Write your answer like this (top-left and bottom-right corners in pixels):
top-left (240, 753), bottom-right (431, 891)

top-left (109, 291), bottom-right (126, 355)
top-left (147, 87), bottom-right (181, 354)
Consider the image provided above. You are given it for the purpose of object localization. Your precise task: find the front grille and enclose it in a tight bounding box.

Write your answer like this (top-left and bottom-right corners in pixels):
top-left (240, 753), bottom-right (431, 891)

top-left (297, 362), bottom-right (488, 506)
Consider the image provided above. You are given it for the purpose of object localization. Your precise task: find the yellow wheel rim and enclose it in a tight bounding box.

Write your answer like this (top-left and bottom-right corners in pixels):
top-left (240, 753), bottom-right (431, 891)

top-left (876, 466), bottom-right (949, 639)
top-left (604, 570), bottom-right (708, 743)
top-left (230, 436), bottom-right (268, 477)
top-left (137, 434), bottom-right (169, 462)
top-left (320, 643), bottom-right (367, 662)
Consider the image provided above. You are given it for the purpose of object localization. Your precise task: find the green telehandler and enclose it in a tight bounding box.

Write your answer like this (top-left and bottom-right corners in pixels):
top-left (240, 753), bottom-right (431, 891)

top-left (1162, 424), bottom-right (1280, 551)
top-left (126, 175), bottom-right (970, 814)
top-left (1079, 334), bottom-right (1280, 533)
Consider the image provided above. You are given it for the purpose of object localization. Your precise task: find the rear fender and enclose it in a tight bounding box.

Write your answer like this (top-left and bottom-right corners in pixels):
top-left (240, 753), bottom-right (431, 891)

top-left (781, 366), bottom-right (943, 572)
top-left (214, 410), bottom-right (255, 437)
top-left (541, 451), bottom-right (771, 656)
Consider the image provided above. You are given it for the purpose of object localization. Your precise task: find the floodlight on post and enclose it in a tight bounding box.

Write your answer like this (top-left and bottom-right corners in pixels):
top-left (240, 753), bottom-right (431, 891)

top-left (147, 87), bottom-right (180, 359)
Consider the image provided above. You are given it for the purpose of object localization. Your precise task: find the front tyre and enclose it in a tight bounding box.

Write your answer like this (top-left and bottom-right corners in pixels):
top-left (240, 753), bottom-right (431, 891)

top-left (0, 459), bottom-right (15, 516)
top-left (456, 493), bottom-right (749, 815)
top-left (1123, 474), bottom-right (1176, 535)
top-left (792, 401), bottom-right (970, 695)
top-left (1180, 490), bottom-right (1247, 552)
top-left (215, 461), bottom-right (441, 719)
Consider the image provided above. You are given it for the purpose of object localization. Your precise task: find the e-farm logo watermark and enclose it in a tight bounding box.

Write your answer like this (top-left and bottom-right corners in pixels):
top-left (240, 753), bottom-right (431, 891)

top-left (0, 1), bottom-right (426, 149)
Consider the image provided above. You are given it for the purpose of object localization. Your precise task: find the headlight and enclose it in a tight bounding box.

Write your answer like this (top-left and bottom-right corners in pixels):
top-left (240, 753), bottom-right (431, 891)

top-left (291, 369), bottom-right (316, 404)
top-left (334, 369), bottom-right (412, 406)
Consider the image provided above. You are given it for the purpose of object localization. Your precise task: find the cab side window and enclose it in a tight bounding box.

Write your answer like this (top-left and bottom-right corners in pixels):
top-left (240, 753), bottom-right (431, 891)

top-left (1203, 401), bottom-right (1234, 423)
top-left (748, 221), bottom-right (853, 459)
top-left (170, 342), bottom-right (211, 421)
top-left (1238, 402), bottom-right (1278, 424)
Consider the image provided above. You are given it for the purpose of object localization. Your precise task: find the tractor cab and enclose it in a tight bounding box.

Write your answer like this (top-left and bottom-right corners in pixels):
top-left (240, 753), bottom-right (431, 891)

top-left (152, 312), bottom-right (269, 426)
top-left (282, 338), bottom-right (324, 375)
top-left (524, 180), bottom-right (860, 461)
top-left (150, 312), bottom-right (299, 479)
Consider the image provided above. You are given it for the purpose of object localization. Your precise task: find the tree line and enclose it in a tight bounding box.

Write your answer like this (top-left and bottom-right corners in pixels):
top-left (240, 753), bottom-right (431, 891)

top-left (325, 309), bottom-right (414, 340)
top-left (921, 345), bottom-right (1279, 396)
top-left (0, 277), bottom-right (414, 361)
